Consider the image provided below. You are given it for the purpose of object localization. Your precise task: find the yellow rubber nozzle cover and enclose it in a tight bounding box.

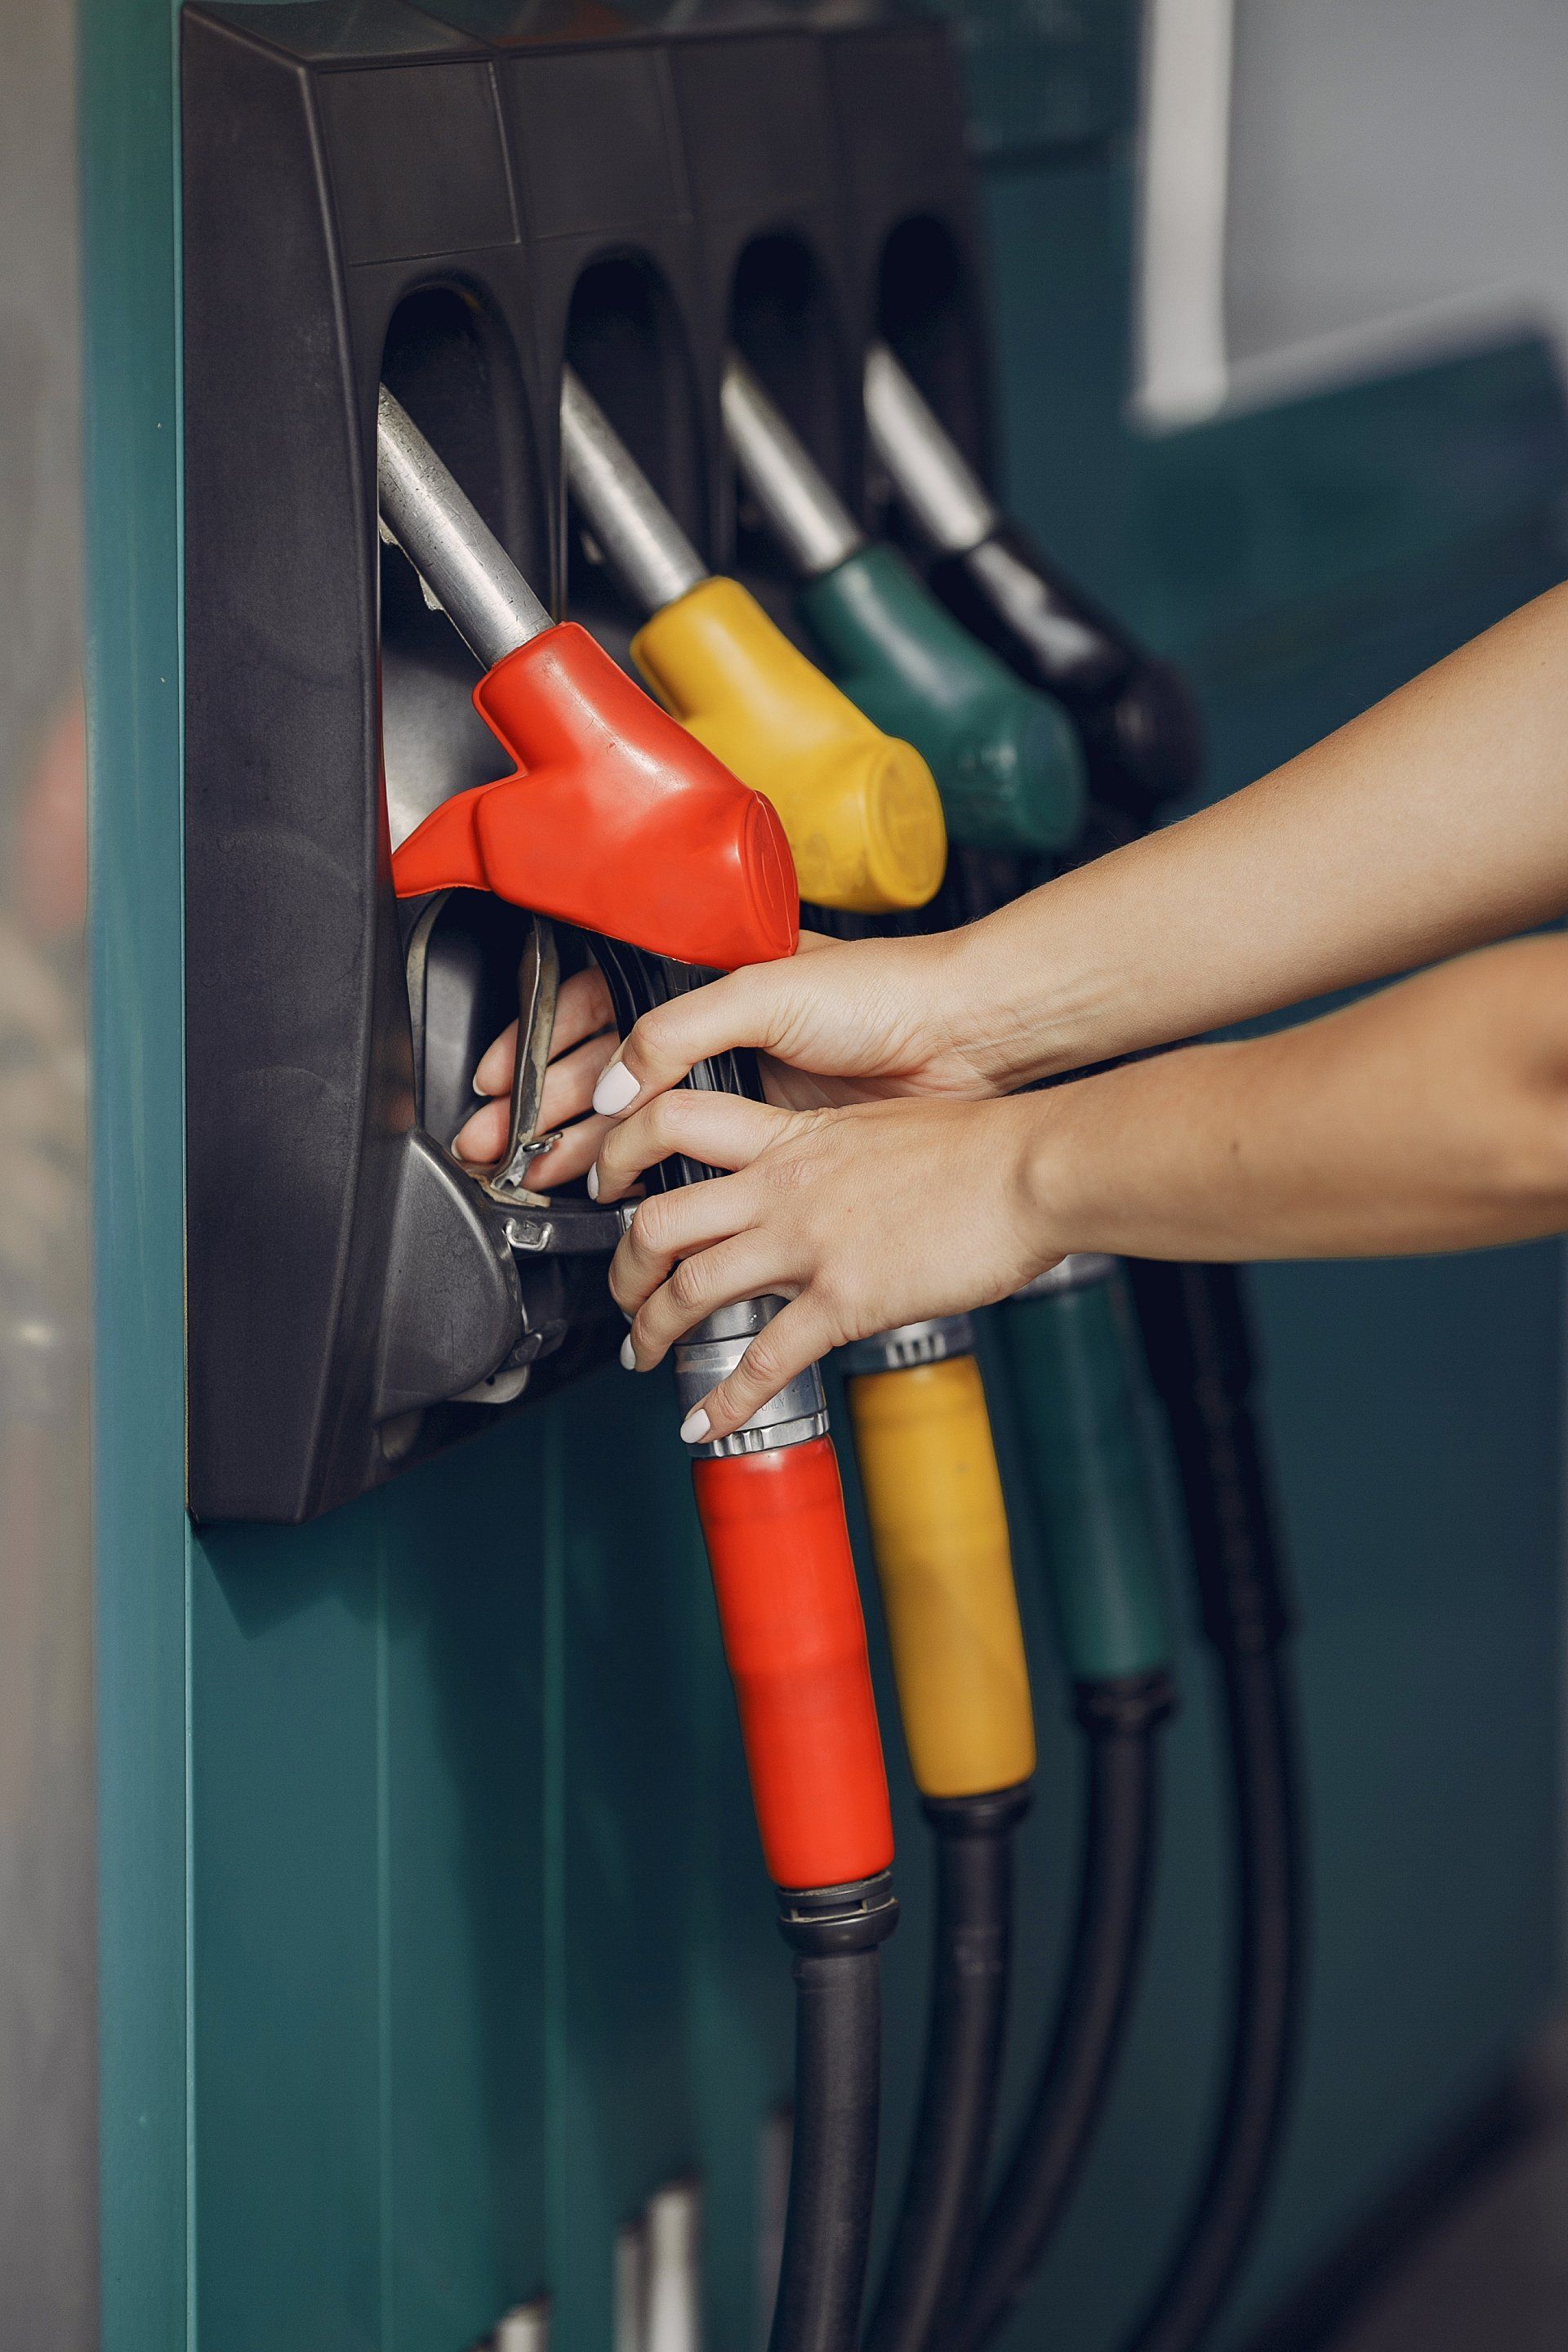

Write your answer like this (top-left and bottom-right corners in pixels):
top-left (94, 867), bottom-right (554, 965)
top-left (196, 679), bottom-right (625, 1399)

top-left (848, 1355), bottom-right (1036, 1799)
top-left (632, 575), bottom-right (947, 914)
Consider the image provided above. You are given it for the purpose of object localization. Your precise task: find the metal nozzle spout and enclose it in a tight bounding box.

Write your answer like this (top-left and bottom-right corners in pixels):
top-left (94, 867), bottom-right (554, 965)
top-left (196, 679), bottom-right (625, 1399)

top-left (721, 350), bottom-right (864, 581)
top-left (559, 367), bottom-right (709, 619)
top-left (375, 384), bottom-right (553, 671)
top-left (862, 341), bottom-right (1000, 558)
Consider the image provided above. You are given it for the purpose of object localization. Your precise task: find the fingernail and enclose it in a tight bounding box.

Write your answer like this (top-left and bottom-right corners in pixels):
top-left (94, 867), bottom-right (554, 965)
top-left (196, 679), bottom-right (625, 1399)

top-left (593, 1058), bottom-right (641, 1116)
top-left (586, 1163), bottom-right (599, 1200)
top-left (679, 1406), bottom-right (711, 1446)
top-left (619, 1334), bottom-right (636, 1371)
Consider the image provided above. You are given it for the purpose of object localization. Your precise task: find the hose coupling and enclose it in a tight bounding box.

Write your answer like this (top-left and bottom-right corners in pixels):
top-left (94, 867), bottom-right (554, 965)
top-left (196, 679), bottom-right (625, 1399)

top-left (1012, 1254), bottom-right (1118, 1301)
top-left (774, 1869), bottom-right (900, 1955)
top-left (675, 1295), bottom-right (828, 1454)
top-left (840, 1314), bottom-right (975, 1375)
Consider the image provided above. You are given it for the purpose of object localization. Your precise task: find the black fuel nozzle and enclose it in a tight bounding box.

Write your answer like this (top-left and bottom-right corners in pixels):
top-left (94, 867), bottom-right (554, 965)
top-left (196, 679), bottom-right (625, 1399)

top-left (862, 343), bottom-right (1205, 825)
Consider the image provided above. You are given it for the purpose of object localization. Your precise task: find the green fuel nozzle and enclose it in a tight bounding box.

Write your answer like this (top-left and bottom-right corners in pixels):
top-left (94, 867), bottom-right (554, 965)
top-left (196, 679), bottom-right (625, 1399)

top-left (720, 353), bottom-right (1085, 856)
top-left (862, 343), bottom-right (1204, 826)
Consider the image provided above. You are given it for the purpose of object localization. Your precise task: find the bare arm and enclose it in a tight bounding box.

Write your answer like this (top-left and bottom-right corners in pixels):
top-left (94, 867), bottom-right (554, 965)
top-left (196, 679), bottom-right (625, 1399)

top-left (577, 582), bottom-right (1568, 1125)
top-left (595, 936), bottom-right (1568, 1441)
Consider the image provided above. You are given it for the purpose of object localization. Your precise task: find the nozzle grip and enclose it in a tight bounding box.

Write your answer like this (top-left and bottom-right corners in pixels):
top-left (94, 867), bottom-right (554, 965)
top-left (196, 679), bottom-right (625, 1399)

top-left (798, 545), bottom-right (1085, 856)
top-left (391, 624), bottom-right (799, 971)
top-left (847, 1355), bottom-right (1036, 1799)
top-left (1000, 1271), bottom-right (1172, 1684)
top-left (632, 578), bottom-right (947, 915)
top-left (693, 1436), bottom-right (894, 1891)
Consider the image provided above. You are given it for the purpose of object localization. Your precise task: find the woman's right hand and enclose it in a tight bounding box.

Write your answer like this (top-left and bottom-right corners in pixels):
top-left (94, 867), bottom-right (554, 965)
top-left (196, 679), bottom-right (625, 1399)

top-left (453, 925), bottom-right (1013, 1184)
top-left (586, 925), bottom-right (1009, 1125)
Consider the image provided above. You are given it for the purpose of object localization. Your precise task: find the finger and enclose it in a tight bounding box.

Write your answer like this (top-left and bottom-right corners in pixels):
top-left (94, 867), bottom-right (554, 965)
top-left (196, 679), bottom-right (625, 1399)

top-left (547, 964), bottom-right (615, 1059)
top-left (594, 1088), bottom-right (791, 1202)
top-left (591, 962), bottom-right (797, 1117)
top-left (522, 1114), bottom-right (612, 1190)
top-left (537, 1029), bottom-right (616, 1132)
top-left (679, 1298), bottom-right (833, 1445)
top-left (452, 1095), bottom-right (511, 1164)
top-left (608, 1174), bottom-right (755, 1316)
top-left (470, 967), bottom-right (617, 1098)
top-left (626, 1235), bottom-right (780, 1369)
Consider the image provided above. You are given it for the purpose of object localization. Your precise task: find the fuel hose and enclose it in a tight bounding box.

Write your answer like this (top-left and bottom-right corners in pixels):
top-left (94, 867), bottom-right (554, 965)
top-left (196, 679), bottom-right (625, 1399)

top-left (867, 350), bottom-right (1307, 2352)
top-left (595, 940), bottom-right (900, 2352)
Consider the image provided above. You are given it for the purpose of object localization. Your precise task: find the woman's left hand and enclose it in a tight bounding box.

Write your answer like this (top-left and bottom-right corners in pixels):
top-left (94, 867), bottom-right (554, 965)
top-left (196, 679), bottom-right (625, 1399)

top-left (595, 1088), bottom-right (1055, 1442)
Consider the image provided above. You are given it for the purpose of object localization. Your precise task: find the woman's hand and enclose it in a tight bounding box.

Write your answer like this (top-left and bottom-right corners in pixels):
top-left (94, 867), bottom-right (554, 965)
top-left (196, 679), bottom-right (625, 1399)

top-left (587, 928), bottom-right (1013, 1124)
top-left (593, 1089), bottom-right (1055, 1443)
top-left (452, 963), bottom-right (618, 1187)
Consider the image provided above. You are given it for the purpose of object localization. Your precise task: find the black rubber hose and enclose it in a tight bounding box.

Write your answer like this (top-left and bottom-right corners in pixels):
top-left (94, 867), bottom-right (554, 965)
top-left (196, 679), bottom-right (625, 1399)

top-left (771, 1940), bottom-right (886, 2352)
top-left (952, 1677), bottom-right (1172, 2352)
top-left (1117, 1649), bottom-right (1303, 2352)
top-left (865, 1788), bottom-right (1031, 2352)
top-left (1115, 1258), bottom-right (1306, 2352)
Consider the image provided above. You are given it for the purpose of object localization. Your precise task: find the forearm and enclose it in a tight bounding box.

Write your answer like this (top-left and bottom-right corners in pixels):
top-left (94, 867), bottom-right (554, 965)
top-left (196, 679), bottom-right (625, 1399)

top-left (955, 582), bottom-right (1568, 1085)
top-left (1025, 935), bottom-right (1568, 1263)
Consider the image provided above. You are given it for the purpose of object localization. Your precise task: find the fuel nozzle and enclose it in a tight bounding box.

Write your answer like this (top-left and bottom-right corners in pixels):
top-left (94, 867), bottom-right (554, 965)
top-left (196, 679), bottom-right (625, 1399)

top-left (376, 385), bottom-right (796, 971)
top-left (559, 368), bottom-right (946, 915)
top-left (862, 343), bottom-right (1204, 825)
top-left (842, 1316), bottom-right (1034, 1806)
top-left (721, 352), bottom-right (1085, 857)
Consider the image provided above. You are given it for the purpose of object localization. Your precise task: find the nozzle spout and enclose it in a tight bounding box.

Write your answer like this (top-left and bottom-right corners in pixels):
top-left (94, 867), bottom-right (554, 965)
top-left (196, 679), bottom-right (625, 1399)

top-left (863, 342), bottom-right (999, 558)
top-left (376, 384), bottom-right (553, 670)
top-left (560, 367), bottom-right (709, 618)
top-left (721, 351), bottom-right (864, 581)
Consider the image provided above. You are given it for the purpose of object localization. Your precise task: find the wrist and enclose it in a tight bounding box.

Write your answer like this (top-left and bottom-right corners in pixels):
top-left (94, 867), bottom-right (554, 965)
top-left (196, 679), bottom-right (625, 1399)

top-left (1000, 1093), bottom-right (1085, 1274)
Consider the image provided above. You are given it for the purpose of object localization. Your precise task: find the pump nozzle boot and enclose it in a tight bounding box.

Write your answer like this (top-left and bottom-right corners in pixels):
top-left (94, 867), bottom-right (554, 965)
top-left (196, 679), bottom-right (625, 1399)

top-left (634, 578), bottom-right (947, 912)
top-left (558, 368), bottom-right (946, 912)
top-left (391, 622), bottom-right (798, 970)
top-left (377, 384), bottom-right (797, 969)
top-left (720, 352), bottom-right (1085, 857)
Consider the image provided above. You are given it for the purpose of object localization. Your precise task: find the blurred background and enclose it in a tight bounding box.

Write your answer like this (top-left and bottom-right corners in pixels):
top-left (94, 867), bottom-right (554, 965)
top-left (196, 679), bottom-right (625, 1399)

top-left (7, 0), bottom-right (1568, 2345)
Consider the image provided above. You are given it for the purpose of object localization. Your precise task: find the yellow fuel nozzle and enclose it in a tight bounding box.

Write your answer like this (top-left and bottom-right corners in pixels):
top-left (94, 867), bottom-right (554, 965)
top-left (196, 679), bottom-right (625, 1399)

top-left (845, 1322), bottom-right (1036, 1800)
top-left (634, 577), bottom-right (946, 913)
top-left (560, 369), bottom-right (947, 915)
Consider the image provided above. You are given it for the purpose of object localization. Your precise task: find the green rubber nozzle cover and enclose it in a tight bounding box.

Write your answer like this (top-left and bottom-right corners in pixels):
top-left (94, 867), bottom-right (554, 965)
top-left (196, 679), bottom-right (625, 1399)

top-left (797, 541), bottom-right (1086, 855)
top-left (998, 1272), bottom-right (1172, 1682)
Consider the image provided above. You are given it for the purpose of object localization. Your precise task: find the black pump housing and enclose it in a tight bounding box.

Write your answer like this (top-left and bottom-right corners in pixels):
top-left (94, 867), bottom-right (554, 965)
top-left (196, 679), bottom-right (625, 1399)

top-left (181, 0), bottom-right (994, 1521)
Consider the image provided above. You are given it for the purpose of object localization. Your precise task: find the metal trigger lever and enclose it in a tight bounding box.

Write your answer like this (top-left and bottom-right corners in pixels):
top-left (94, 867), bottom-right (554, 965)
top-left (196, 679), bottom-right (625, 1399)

top-left (481, 913), bottom-right (563, 1204)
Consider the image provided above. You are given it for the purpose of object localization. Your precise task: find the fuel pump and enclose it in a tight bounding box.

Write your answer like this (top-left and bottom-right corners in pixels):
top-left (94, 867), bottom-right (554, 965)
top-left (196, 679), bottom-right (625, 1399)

top-left (866, 356), bottom-right (1304, 2352)
top-left (376, 388), bottom-right (898, 2352)
top-left (559, 368), bottom-right (947, 915)
top-left (719, 354), bottom-right (1085, 858)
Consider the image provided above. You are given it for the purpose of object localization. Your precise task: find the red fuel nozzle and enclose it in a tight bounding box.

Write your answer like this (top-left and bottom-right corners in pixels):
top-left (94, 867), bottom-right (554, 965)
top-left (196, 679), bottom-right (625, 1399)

top-left (694, 1437), bottom-right (894, 1891)
top-left (391, 623), bottom-right (798, 969)
top-left (376, 385), bottom-right (796, 970)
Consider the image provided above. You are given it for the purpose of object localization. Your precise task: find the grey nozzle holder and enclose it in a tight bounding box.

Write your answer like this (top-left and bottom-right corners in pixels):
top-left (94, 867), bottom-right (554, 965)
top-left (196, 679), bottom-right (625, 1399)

top-left (376, 384), bottom-right (552, 672)
top-left (1011, 1254), bottom-right (1119, 1302)
top-left (840, 1314), bottom-right (976, 1376)
top-left (675, 1295), bottom-right (828, 1456)
top-left (862, 342), bottom-right (1000, 559)
top-left (721, 351), bottom-right (864, 581)
top-left (559, 367), bottom-right (708, 619)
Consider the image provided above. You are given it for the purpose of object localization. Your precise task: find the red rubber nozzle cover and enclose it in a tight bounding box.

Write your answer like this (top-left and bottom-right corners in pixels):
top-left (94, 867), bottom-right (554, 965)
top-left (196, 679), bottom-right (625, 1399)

top-left (693, 1437), bottom-right (895, 1891)
top-left (390, 624), bottom-right (799, 969)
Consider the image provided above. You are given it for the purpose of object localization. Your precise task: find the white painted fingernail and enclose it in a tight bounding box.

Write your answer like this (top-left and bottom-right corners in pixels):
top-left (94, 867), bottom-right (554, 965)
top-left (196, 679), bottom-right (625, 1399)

top-left (619, 1334), bottom-right (637, 1370)
top-left (679, 1407), bottom-right (711, 1446)
top-left (593, 1059), bottom-right (641, 1116)
top-left (586, 1163), bottom-right (599, 1200)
